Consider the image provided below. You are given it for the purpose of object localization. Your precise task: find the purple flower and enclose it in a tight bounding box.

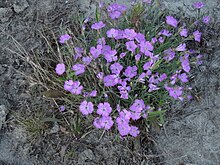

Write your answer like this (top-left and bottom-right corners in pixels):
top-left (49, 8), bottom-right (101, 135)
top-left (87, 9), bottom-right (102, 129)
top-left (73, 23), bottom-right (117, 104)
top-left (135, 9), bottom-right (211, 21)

top-left (178, 73), bottom-right (188, 83)
top-left (143, 60), bottom-right (153, 70)
top-left (91, 21), bottom-right (106, 30)
top-left (164, 48), bottom-right (175, 61)
top-left (193, 30), bottom-right (202, 42)
top-left (130, 99), bottom-right (145, 112)
top-left (158, 37), bottom-right (164, 43)
top-left (181, 60), bottom-right (191, 73)
top-left (203, 16), bottom-right (210, 24)
top-left (180, 28), bottom-right (188, 37)
top-left (143, 0), bottom-right (152, 4)
top-left (193, 2), bottom-right (205, 9)
top-left (79, 100), bottom-right (94, 115)
top-left (103, 75), bottom-right (119, 86)
top-left (74, 47), bottom-right (83, 54)
top-left (97, 102), bottom-right (112, 116)
top-left (126, 41), bottom-right (137, 53)
top-left (137, 72), bottom-right (146, 83)
top-left (124, 29), bottom-right (137, 40)
top-left (148, 83), bottom-right (159, 92)
top-left (159, 73), bottom-right (167, 82)
top-left (110, 62), bottom-right (123, 75)
top-left (114, 30), bottom-right (125, 40)
top-left (89, 90), bottom-right (97, 97)
top-left (129, 126), bottom-right (140, 137)
top-left (176, 43), bottom-right (186, 52)
top-left (151, 37), bottom-right (157, 43)
top-left (97, 72), bottom-right (104, 80)
top-left (59, 106), bottom-right (66, 112)
top-left (100, 116), bottom-right (114, 130)
top-left (72, 64), bottom-right (85, 75)
top-left (159, 29), bottom-right (172, 37)
top-left (108, 4), bottom-right (127, 20)
top-left (166, 16), bottom-right (178, 27)
top-left (135, 33), bottom-right (146, 43)
top-left (120, 52), bottom-right (127, 58)
top-left (140, 41), bottom-right (154, 56)
top-left (107, 28), bottom-right (119, 38)
top-left (70, 81), bottom-right (83, 95)
top-left (64, 80), bottom-right (74, 91)
top-left (167, 86), bottom-right (183, 100)
top-left (117, 122), bottom-right (130, 136)
top-left (119, 109), bottom-right (131, 121)
top-left (82, 56), bottom-right (92, 65)
top-left (90, 45), bottom-right (102, 59)
top-left (55, 63), bottom-right (65, 75)
top-left (59, 34), bottom-right (71, 44)
top-left (104, 49), bottom-right (117, 62)
top-left (135, 54), bottom-right (142, 61)
top-left (124, 66), bottom-right (137, 78)
top-left (93, 117), bottom-right (102, 129)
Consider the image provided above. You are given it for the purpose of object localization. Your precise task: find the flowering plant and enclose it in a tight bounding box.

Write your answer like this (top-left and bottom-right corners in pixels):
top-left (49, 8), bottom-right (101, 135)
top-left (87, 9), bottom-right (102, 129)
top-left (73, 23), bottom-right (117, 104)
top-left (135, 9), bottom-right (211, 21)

top-left (54, 1), bottom-right (208, 137)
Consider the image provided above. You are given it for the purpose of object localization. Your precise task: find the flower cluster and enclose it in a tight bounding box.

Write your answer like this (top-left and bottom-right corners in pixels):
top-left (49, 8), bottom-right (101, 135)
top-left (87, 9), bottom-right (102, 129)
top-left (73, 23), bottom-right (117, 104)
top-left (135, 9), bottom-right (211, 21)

top-left (55, 1), bottom-right (208, 137)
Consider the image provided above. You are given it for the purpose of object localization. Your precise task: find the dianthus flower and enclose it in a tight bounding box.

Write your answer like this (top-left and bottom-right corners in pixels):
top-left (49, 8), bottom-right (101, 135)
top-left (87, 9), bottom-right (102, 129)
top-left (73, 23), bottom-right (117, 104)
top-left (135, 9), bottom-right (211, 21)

top-left (72, 64), bottom-right (85, 75)
top-left (140, 41), bottom-right (154, 56)
top-left (193, 2), bottom-right (205, 9)
top-left (103, 75), bottom-right (119, 86)
top-left (104, 49), bottom-right (117, 62)
top-left (99, 116), bottom-right (114, 130)
top-left (126, 41), bottom-right (137, 53)
top-left (64, 80), bottom-right (74, 91)
top-left (107, 4), bottom-right (127, 20)
top-left (163, 48), bottom-right (175, 61)
top-left (130, 99), bottom-right (145, 113)
top-left (90, 45), bottom-right (102, 59)
top-left (159, 29), bottom-right (172, 37)
top-left (55, 63), bottom-right (65, 75)
top-left (59, 34), bottom-right (71, 44)
top-left (178, 73), bottom-right (188, 83)
top-left (202, 16), bottom-right (210, 24)
top-left (70, 81), bottom-right (83, 95)
top-left (176, 43), bottom-right (186, 52)
top-left (166, 16), bottom-right (178, 27)
top-left (193, 30), bottom-right (202, 42)
top-left (143, 60), bottom-right (154, 70)
top-left (91, 21), bottom-right (106, 30)
top-left (97, 102), bottom-right (112, 116)
top-left (79, 100), bottom-right (94, 115)
top-left (135, 33), bottom-right (146, 43)
top-left (110, 62), bottom-right (123, 75)
top-left (180, 28), bottom-right (188, 37)
top-left (148, 83), bottom-right (159, 92)
top-left (107, 28), bottom-right (119, 38)
top-left (124, 29), bottom-right (137, 40)
top-left (124, 66), bottom-right (137, 78)
top-left (129, 126), bottom-right (140, 137)
top-left (117, 122), bottom-right (130, 136)
top-left (82, 56), bottom-right (92, 65)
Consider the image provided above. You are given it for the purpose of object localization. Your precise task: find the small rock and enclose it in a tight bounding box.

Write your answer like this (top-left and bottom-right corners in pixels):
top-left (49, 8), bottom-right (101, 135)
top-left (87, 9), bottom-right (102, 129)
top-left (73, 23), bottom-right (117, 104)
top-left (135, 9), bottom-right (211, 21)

top-left (49, 122), bottom-right (59, 134)
top-left (0, 105), bottom-right (8, 130)
top-left (0, 8), bottom-right (13, 22)
top-left (78, 149), bottom-right (95, 163)
top-left (13, 0), bottom-right (29, 14)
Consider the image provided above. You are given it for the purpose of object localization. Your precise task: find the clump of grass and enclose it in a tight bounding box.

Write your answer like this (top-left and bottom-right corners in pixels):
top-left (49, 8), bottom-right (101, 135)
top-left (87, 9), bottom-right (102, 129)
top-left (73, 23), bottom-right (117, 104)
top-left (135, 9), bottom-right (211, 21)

top-left (9, 0), bottom-right (209, 138)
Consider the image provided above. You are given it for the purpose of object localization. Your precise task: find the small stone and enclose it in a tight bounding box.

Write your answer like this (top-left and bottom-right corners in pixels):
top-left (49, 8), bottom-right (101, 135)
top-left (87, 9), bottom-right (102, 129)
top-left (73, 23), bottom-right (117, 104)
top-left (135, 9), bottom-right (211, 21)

top-left (78, 149), bottom-right (95, 163)
top-left (49, 122), bottom-right (59, 134)
top-left (0, 105), bottom-right (8, 130)
top-left (13, 0), bottom-right (29, 14)
top-left (0, 8), bottom-right (13, 22)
